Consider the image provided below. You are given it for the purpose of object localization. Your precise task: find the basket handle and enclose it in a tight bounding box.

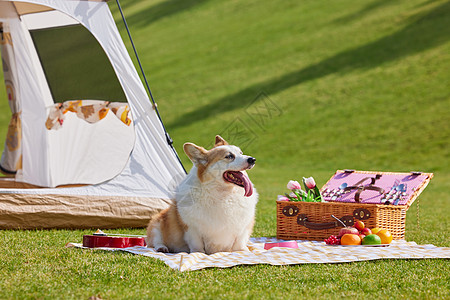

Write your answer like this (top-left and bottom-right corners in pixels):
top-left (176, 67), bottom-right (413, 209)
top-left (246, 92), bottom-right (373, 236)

top-left (343, 175), bottom-right (384, 202)
top-left (297, 214), bottom-right (354, 230)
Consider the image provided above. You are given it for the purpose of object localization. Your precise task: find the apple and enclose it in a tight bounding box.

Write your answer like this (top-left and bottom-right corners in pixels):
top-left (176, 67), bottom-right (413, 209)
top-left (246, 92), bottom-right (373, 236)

top-left (338, 226), bottom-right (359, 238)
top-left (361, 227), bottom-right (372, 236)
top-left (358, 234), bottom-right (366, 240)
top-left (355, 221), bottom-right (365, 231)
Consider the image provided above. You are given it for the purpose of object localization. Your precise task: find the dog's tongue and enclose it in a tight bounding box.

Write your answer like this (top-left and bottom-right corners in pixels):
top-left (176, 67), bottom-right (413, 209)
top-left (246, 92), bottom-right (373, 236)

top-left (236, 171), bottom-right (253, 197)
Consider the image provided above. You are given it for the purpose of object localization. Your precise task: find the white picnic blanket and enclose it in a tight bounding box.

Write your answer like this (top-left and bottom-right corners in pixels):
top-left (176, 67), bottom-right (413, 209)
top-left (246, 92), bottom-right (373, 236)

top-left (66, 237), bottom-right (450, 272)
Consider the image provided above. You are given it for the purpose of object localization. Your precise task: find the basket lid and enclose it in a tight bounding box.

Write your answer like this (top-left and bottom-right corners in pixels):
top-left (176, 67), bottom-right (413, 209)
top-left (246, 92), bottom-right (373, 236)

top-left (320, 170), bottom-right (433, 208)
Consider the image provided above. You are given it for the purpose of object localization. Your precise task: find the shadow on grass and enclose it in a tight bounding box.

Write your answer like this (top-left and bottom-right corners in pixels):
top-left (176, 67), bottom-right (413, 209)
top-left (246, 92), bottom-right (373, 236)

top-left (124, 0), bottom-right (211, 27)
top-left (168, 1), bottom-right (450, 129)
top-left (331, 0), bottom-right (399, 24)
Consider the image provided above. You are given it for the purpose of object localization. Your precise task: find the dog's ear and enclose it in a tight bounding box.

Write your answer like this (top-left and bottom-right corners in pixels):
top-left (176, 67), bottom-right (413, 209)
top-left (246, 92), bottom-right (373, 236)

top-left (214, 135), bottom-right (229, 147)
top-left (184, 143), bottom-right (208, 165)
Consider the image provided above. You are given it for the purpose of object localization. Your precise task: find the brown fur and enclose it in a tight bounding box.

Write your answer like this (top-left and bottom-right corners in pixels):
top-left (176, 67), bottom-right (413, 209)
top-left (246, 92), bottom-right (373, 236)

top-left (214, 135), bottom-right (229, 147)
top-left (184, 142), bottom-right (230, 182)
top-left (197, 164), bottom-right (207, 182)
top-left (197, 147), bottom-right (228, 181)
top-left (146, 203), bottom-right (187, 251)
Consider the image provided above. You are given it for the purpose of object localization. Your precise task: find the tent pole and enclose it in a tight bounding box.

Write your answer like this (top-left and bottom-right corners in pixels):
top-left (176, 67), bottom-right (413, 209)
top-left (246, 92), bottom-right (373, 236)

top-left (115, 0), bottom-right (187, 174)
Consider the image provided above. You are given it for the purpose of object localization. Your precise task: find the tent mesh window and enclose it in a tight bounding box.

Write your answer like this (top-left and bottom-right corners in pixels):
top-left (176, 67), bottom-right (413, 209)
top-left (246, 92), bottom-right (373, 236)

top-left (30, 24), bottom-right (127, 103)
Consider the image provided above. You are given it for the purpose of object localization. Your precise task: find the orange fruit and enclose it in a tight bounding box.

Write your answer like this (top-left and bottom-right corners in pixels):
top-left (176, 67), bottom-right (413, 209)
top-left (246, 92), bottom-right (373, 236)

top-left (341, 234), bottom-right (361, 245)
top-left (376, 229), bottom-right (393, 244)
top-left (371, 227), bottom-right (382, 235)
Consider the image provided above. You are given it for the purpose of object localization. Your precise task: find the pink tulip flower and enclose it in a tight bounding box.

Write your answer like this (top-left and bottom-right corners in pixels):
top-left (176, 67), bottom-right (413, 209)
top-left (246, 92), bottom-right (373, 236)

top-left (289, 192), bottom-right (298, 198)
top-left (287, 180), bottom-right (301, 190)
top-left (277, 195), bottom-right (290, 201)
top-left (304, 177), bottom-right (316, 189)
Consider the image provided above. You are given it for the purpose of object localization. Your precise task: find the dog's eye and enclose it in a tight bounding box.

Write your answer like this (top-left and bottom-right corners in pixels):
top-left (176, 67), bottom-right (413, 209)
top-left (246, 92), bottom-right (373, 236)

top-left (225, 153), bottom-right (235, 160)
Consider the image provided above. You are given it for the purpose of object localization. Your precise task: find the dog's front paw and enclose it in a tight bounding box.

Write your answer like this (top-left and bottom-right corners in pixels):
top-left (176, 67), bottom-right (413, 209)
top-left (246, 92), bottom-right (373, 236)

top-left (155, 245), bottom-right (169, 253)
top-left (234, 245), bottom-right (250, 252)
top-left (189, 249), bottom-right (206, 254)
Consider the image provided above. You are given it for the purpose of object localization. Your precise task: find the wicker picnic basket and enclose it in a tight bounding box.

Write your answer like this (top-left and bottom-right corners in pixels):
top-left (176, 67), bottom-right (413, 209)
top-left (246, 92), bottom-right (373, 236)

top-left (276, 170), bottom-right (433, 241)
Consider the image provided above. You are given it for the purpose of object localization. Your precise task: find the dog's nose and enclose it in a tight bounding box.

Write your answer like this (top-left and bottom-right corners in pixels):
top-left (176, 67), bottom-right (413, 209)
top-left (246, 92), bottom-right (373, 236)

top-left (247, 157), bottom-right (256, 165)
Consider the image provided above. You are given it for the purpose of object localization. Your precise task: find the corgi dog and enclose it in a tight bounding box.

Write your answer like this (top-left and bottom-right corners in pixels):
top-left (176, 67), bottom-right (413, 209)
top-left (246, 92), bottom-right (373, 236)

top-left (146, 135), bottom-right (258, 254)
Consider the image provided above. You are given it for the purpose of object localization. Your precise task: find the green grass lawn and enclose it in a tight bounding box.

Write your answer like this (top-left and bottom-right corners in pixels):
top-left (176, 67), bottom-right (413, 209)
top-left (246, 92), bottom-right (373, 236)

top-left (1, 0), bottom-right (449, 298)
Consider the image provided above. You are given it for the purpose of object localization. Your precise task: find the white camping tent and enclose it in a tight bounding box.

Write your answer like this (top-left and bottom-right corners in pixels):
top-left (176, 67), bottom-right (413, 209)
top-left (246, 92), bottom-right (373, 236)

top-left (0, 0), bottom-right (186, 229)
